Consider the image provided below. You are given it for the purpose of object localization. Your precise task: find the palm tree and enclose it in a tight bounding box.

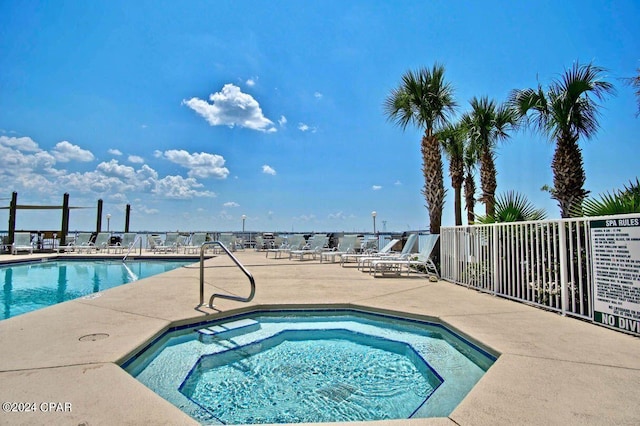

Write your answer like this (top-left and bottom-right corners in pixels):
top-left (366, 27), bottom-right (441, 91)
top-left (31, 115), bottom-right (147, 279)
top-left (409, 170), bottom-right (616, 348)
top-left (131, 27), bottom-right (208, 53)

top-left (384, 64), bottom-right (457, 234)
top-left (476, 191), bottom-right (547, 223)
top-left (581, 178), bottom-right (640, 216)
top-left (461, 97), bottom-right (516, 219)
top-left (437, 122), bottom-right (466, 226)
top-left (623, 68), bottom-right (640, 117)
top-left (464, 140), bottom-right (478, 225)
top-left (509, 62), bottom-right (615, 218)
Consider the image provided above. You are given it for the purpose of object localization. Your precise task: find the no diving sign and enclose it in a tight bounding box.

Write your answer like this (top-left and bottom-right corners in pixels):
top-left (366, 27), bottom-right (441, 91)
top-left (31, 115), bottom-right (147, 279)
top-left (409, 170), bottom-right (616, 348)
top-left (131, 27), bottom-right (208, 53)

top-left (590, 217), bottom-right (640, 335)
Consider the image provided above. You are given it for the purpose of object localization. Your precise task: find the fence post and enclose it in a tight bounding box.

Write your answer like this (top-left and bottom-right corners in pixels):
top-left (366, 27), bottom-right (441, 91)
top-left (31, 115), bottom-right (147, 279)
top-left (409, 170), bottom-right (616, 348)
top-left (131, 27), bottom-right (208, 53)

top-left (492, 225), bottom-right (499, 295)
top-left (558, 221), bottom-right (569, 316)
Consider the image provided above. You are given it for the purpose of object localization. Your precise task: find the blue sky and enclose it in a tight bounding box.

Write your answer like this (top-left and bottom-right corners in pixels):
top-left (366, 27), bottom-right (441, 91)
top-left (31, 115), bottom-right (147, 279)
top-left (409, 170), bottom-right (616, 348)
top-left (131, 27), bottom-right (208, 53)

top-left (1, 1), bottom-right (639, 233)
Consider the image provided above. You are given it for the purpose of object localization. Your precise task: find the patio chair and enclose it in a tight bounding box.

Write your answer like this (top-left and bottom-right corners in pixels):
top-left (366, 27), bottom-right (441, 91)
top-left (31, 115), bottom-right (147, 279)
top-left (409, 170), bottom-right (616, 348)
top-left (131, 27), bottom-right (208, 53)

top-left (147, 234), bottom-right (170, 253)
top-left (320, 235), bottom-right (358, 263)
top-left (372, 234), bottom-right (440, 278)
top-left (340, 238), bottom-right (400, 266)
top-left (359, 233), bottom-right (418, 272)
top-left (163, 232), bottom-right (181, 253)
top-left (106, 233), bottom-right (137, 254)
top-left (290, 234), bottom-right (329, 261)
top-left (66, 232), bottom-right (94, 253)
top-left (89, 232), bottom-right (112, 253)
top-left (11, 232), bottom-right (34, 255)
top-left (266, 234), bottom-right (306, 259)
top-left (215, 233), bottom-right (238, 252)
top-left (184, 232), bottom-right (208, 254)
top-left (264, 236), bottom-right (289, 258)
top-left (254, 235), bottom-right (264, 251)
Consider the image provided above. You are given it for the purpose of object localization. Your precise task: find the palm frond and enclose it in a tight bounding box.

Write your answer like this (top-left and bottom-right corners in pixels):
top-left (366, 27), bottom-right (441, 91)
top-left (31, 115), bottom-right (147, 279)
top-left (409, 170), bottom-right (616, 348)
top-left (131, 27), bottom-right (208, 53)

top-left (476, 191), bottom-right (547, 223)
top-left (581, 177), bottom-right (640, 216)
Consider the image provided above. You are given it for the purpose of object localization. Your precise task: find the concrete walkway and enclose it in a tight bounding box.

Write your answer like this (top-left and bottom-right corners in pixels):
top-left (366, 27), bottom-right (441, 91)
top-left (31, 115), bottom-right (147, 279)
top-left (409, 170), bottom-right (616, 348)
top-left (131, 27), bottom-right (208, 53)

top-left (0, 251), bottom-right (639, 425)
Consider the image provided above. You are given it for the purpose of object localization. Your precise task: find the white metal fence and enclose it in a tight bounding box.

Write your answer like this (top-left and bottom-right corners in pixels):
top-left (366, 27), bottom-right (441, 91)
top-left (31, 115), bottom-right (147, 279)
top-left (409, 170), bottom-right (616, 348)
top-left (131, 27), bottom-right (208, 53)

top-left (440, 215), bottom-right (638, 321)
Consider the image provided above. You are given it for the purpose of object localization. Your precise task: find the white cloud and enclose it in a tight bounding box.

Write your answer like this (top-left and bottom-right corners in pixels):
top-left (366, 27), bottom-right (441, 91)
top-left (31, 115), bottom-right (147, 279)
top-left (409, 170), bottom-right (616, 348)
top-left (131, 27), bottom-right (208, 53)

top-left (246, 77), bottom-right (257, 86)
top-left (182, 83), bottom-right (276, 133)
top-left (0, 134), bottom-right (219, 203)
top-left (97, 160), bottom-right (136, 180)
top-left (52, 141), bottom-right (94, 162)
top-left (278, 115), bottom-right (287, 127)
top-left (314, 92), bottom-right (323, 99)
top-left (128, 155), bottom-right (144, 164)
top-left (298, 123), bottom-right (317, 133)
top-left (224, 201), bottom-right (240, 208)
top-left (108, 149), bottom-right (123, 156)
top-left (160, 149), bottom-right (230, 179)
top-left (262, 165), bottom-right (276, 175)
top-left (394, 180), bottom-right (402, 186)
top-left (328, 211), bottom-right (347, 220)
top-left (295, 214), bottom-right (316, 222)
top-left (0, 136), bottom-right (40, 152)
top-left (137, 205), bottom-right (159, 215)
top-left (372, 185), bottom-right (382, 191)
top-left (153, 175), bottom-right (216, 199)
top-left (218, 210), bottom-right (233, 220)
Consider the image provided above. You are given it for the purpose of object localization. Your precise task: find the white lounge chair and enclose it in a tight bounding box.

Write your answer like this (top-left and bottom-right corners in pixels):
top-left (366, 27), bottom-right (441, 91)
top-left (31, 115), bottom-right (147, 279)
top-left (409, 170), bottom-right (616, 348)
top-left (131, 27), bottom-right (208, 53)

top-left (372, 234), bottom-right (440, 277)
top-left (163, 232), bottom-right (181, 253)
top-left (214, 233), bottom-right (238, 252)
top-left (359, 233), bottom-right (419, 272)
top-left (147, 234), bottom-right (170, 253)
top-left (67, 232), bottom-right (94, 253)
top-left (340, 238), bottom-right (399, 266)
top-left (266, 234), bottom-right (305, 258)
top-left (320, 235), bottom-right (358, 263)
top-left (110, 232), bottom-right (138, 254)
top-left (90, 232), bottom-right (112, 253)
top-left (290, 234), bottom-right (329, 261)
top-left (184, 232), bottom-right (208, 254)
top-left (11, 232), bottom-right (34, 255)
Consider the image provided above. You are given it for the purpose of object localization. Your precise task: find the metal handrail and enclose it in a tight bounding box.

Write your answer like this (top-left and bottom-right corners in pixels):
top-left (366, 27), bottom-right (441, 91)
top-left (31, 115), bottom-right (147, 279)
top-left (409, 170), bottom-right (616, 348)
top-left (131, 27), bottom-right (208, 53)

top-left (122, 235), bottom-right (143, 262)
top-left (200, 241), bottom-right (256, 308)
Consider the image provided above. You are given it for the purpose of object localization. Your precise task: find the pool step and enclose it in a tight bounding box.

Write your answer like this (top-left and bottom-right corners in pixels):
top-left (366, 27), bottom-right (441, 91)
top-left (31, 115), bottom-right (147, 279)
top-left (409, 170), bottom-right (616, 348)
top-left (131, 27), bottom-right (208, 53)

top-left (197, 318), bottom-right (260, 342)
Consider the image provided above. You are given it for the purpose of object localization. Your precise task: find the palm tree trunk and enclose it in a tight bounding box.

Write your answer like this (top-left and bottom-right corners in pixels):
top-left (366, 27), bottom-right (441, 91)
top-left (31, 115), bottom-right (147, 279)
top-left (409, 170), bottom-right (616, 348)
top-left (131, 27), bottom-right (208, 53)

top-left (479, 148), bottom-right (497, 219)
top-left (453, 185), bottom-right (462, 226)
top-left (464, 171), bottom-right (476, 224)
top-left (421, 132), bottom-right (445, 234)
top-left (552, 134), bottom-right (589, 217)
top-left (450, 157), bottom-right (464, 226)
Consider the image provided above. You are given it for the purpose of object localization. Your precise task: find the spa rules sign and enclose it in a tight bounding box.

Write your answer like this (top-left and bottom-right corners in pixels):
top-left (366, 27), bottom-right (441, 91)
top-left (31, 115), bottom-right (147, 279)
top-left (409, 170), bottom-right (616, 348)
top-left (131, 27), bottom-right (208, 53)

top-left (590, 217), bottom-right (640, 336)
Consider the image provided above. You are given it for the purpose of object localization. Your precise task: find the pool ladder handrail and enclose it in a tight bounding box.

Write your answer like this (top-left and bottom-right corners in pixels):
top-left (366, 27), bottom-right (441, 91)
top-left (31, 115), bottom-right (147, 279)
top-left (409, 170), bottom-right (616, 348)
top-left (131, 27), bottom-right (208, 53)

top-left (122, 235), bottom-right (143, 262)
top-left (200, 241), bottom-right (256, 308)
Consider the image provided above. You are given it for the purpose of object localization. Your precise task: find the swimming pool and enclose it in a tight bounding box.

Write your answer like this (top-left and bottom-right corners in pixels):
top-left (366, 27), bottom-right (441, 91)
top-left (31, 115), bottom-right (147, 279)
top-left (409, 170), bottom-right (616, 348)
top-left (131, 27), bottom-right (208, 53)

top-left (123, 309), bottom-right (497, 424)
top-left (0, 259), bottom-right (197, 320)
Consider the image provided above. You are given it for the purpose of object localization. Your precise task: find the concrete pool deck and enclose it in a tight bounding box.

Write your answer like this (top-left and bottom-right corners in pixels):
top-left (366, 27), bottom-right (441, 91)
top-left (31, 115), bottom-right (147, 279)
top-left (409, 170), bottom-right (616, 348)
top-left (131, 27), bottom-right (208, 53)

top-left (0, 250), bottom-right (639, 425)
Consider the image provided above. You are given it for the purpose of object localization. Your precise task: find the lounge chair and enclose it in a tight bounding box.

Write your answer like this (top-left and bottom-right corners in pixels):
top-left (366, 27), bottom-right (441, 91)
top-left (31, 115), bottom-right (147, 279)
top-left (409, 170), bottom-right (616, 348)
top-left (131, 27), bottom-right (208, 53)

top-left (110, 232), bottom-right (139, 254)
top-left (147, 234), bottom-right (170, 253)
top-left (66, 232), bottom-right (94, 253)
top-left (359, 233), bottom-right (418, 272)
top-left (372, 234), bottom-right (440, 277)
top-left (89, 232), bottom-right (112, 253)
top-left (162, 232), bottom-right (181, 253)
top-left (320, 235), bottom-right (359, 263)
top-left (184, 232), bottom-right (207, 254)
top-left (289, 234), bottom-right (329, 261)
top-left (11, 232), bottom-right (34, 255)
top-left (340, 238), bottom-right (398, 266)
top-left (214, 233), bottom-right (238, 252)
top-left (266, 234), bottom-right (305, 258)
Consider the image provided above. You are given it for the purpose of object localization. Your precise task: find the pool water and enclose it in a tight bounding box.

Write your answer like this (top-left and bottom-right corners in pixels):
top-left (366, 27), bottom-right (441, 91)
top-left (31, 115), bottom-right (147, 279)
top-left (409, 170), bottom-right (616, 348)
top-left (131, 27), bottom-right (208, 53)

top-left (123, 309), bottom-right (497, 424)
top-left (1, 259), bottom-right (195, 320)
